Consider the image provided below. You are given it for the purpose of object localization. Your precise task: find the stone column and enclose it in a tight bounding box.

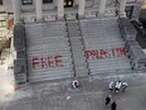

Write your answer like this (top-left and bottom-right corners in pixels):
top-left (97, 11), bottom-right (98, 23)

top-left (57, 0), bottom-right (64, 19)
top-left (99, 0), bottom-right (107, 16)
top-left (78, 0), bottom-right (85, 17)
top-left (132, 1), bottom-right (142, 19)
top-left (35, 0), bottom-right (42, 21)
top-left (119, 0), bottom-right (127, 17)
top-left (12, 0), bottom-right (21, 23)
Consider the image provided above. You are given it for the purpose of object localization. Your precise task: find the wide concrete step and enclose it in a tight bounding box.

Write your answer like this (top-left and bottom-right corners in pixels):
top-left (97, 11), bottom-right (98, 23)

top-left (75, 68), bottom-right (89, 77)
top-left (89, 61), bottom-right (131, 68)
top-left (28, 39), bottom-right (69, 45)
top-left (27, 43), bottom-right (70, 50)
top-left (27, 45), bottom-right (71, 52)
top-left (29, 64), bottom-right (74, 73)
top-left (85, 44), bottom-right (125, 49)
top-left (29, 72), bottom-right (73, 82)
top-left (88, 56), bottom-right (129, 63)
top-left (28, 37), bottom-right (69, 44)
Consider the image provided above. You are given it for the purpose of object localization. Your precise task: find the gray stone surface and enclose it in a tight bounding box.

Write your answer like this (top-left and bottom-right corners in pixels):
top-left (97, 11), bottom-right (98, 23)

top-left (8, 17), bottom-right (146, 110)
top-left (119, 17), bottom-right (137, 41)
top-left (136, 31), bottom-right (146, 49)
top-left (66, 20), bottom-right (89, 77)
top-left (1, 73), bottom-right (146, 110)
top-left (14, 24), bottom-right (25, 51)
top-left (14, 24), bottom-right (28, 86)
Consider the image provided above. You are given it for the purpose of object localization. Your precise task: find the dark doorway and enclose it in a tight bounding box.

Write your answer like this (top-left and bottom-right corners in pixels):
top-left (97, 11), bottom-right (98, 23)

top-left (0, 0), bottom-right (3, 5)
top-left (43, 0), bottom-right (53, 4)
top-left (125, 6), bottom-right (134, 19)
top-left (22, 0), bottom-right (33, 5)
top-left (64, 0), bottom-right (73, 8)
top-left (139, 9), bottom-right (146, 28)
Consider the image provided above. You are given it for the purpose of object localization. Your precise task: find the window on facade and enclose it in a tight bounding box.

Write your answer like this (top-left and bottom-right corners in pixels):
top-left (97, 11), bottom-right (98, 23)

top-left (0, 0), bottom-right (3, 5)
top-left (22, 0), bottom-right (33, 5)
top-left (0, 20), bottom-right (6, 28)
top-left (43, 0), bottom-right (53, 4)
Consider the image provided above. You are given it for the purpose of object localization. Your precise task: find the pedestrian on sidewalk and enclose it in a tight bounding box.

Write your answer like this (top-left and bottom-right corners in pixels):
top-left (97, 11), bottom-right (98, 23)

top-left (111, 101), bottom-right (117, 110)
top-left (115, 81), bottom-right (122, 93)
top-left (121, 81), bottom-right (128, 92)
top-left (109, 81), bottom-right (114, 92)
top-left (105, 95), bottom-right (112, 106)
top-left (72, 79), bottom-right (80, 89)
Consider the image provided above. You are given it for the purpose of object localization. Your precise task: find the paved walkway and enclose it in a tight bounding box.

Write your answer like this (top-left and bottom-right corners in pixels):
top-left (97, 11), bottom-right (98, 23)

top-left (1, 73), bottom-right (146, 110)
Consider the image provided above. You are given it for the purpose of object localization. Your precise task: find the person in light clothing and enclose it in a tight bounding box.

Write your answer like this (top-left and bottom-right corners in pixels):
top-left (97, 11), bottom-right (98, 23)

top-left (121, 81), bottom-right (128, 92)
top-left (109, 81), bottom-right (114, 92)
top-left (115, 81), bottom-right (122, 93)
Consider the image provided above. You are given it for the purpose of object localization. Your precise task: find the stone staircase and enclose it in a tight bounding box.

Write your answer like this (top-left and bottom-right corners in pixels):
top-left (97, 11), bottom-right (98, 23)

top-left (66, 20), bottom-right (89, 77)
top-left (80, 17), bottom-right (132, 75)
top-left (22, 17), bottom-right (136, 83)
top-left (25, 21), bottom-right (74, 82)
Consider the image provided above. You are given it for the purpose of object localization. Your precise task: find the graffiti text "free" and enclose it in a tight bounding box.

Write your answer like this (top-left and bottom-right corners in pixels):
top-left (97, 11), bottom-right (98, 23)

top-left (32, 55), bottom-right (63, 69)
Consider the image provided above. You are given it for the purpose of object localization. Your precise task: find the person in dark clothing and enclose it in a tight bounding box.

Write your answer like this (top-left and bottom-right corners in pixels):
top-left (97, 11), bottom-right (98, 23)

top-left (111, 101), bottom-right (117, 110)
top-left (105, 95), bottom-right (112, 106)
top-left (139, 9), bottom-right (146, 28)
top-left (0, 50), bottom-right (2, 57)
top-left (0, 49), bottom-right (2, 62)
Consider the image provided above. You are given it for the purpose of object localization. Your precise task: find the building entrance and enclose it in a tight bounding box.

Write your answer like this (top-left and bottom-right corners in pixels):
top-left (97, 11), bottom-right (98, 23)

top-left (64, 0), bottom-right (73, 8)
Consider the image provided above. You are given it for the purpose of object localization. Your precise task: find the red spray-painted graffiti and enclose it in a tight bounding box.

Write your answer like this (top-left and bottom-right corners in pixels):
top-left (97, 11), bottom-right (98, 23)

top-left (85, 47), bottom-right (128, 60)
top-left (32, 55), bottom-right (64, 69)
top-left (31, 47), bottom-right (128, 70)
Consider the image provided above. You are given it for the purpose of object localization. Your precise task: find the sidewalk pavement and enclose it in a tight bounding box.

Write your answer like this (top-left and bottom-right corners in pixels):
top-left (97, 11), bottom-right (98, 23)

top-left (1, 73), bottom-right (146, 110)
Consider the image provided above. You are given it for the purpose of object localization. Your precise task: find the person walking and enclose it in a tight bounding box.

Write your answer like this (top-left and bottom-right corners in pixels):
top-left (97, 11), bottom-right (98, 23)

top-left (121, 81), bottom-right (128, 92)
top-left (105, 95), bottom-right (112, 106)
top-left (115, 81), bottom-right (122, 93)
top-left (109, 81), bottom-right (114, 92)
top-left (111, 101), bottom-right (117, 110)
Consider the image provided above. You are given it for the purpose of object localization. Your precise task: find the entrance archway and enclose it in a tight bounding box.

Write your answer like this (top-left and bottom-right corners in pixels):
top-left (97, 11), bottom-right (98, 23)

top-left (57, 0), bottom-right (85, 19)
top-left (64, 0), bottom-right (74, 8)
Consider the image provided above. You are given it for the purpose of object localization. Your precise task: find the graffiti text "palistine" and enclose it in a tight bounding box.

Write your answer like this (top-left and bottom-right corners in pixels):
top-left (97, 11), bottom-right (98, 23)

top-left (85, 47), bottom-right (128, 60)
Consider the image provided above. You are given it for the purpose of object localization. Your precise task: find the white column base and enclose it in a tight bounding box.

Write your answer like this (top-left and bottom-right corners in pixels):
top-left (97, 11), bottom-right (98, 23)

top-left (78, 0), bottom-right (85, 17)
top-left (98, 0), bottom-right (107, 16)
top-left (12, 0), bottom-right (21, 23)
top-left (57, 0), bottom-right (64, 19)
top-left (119, 0), bottom-right (127, 17)
top-left (35, 0), bottom-right (42, 22)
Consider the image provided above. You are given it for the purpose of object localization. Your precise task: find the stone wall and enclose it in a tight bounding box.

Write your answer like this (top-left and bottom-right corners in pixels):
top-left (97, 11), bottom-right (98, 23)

top-left (13, 24), bottom-right (28, 88)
